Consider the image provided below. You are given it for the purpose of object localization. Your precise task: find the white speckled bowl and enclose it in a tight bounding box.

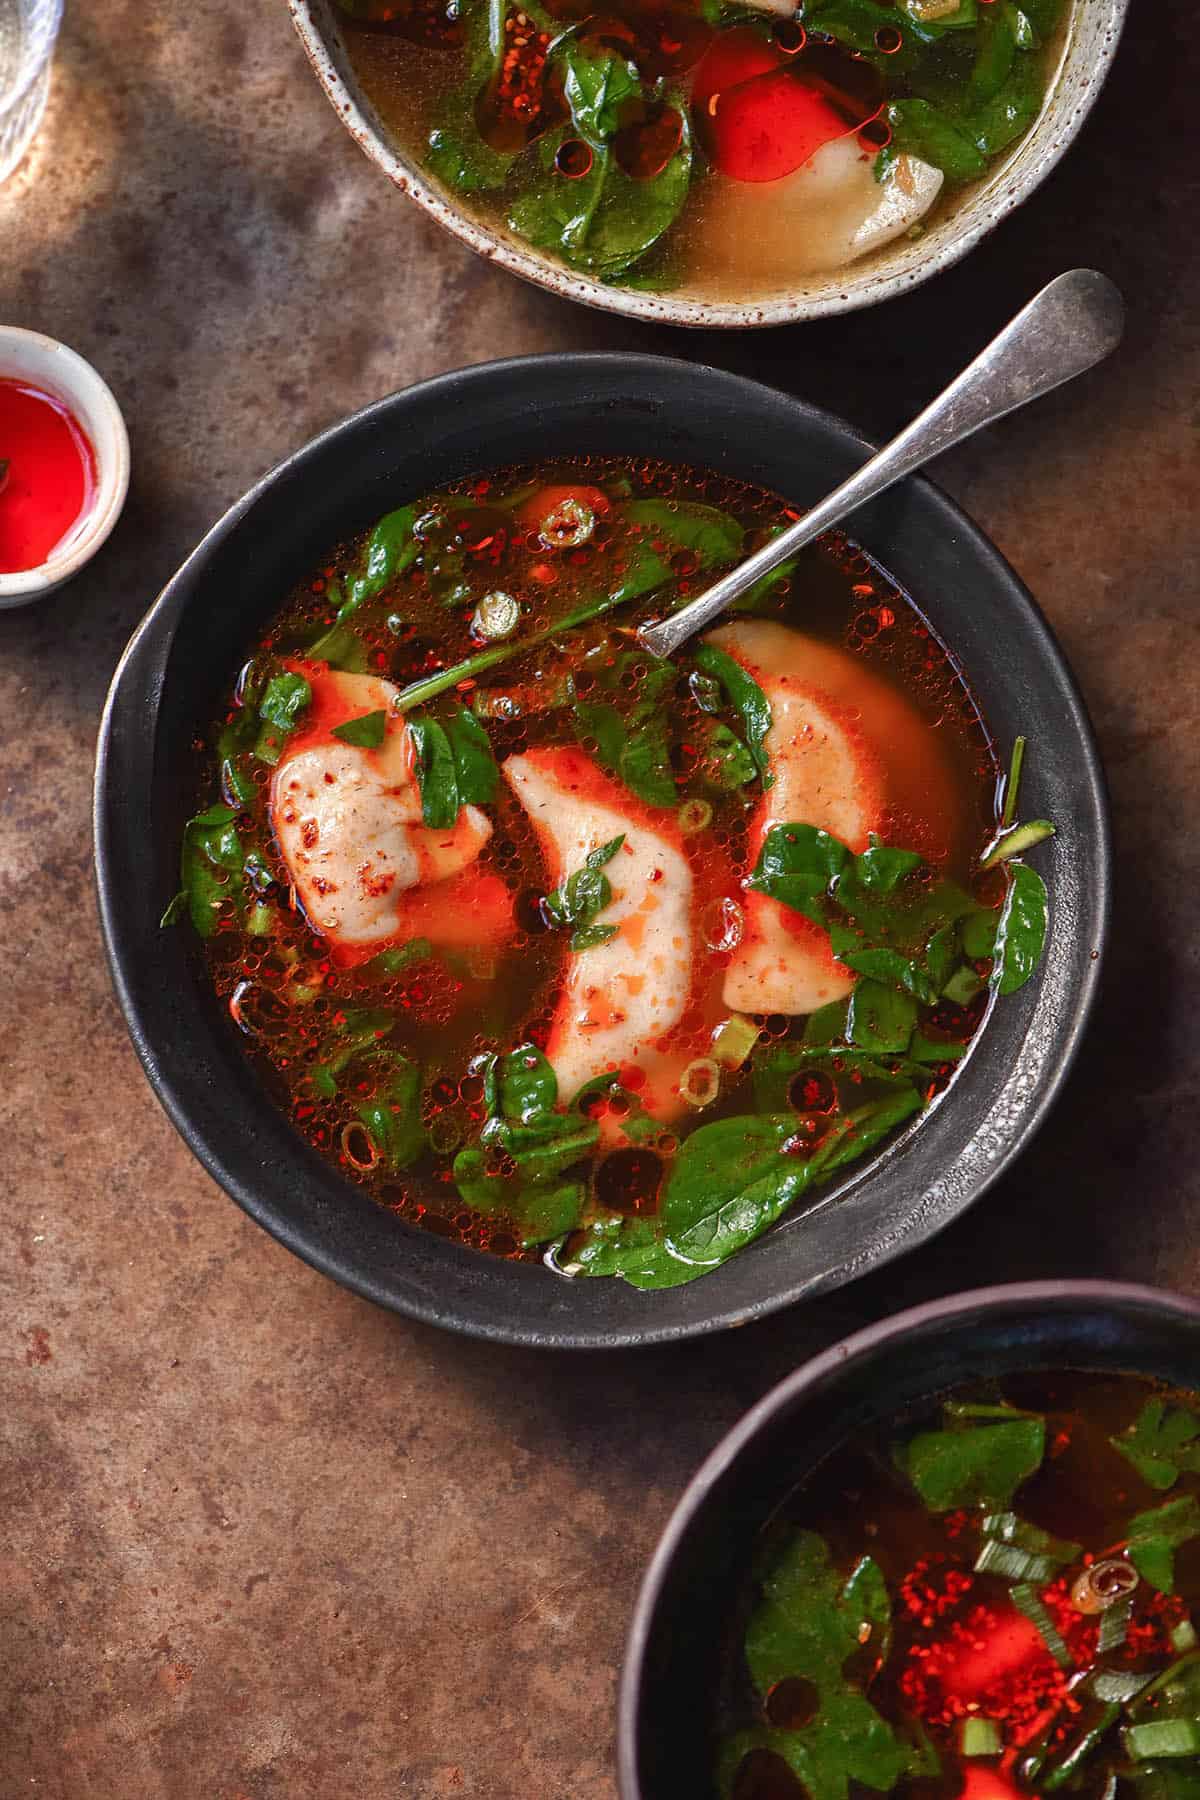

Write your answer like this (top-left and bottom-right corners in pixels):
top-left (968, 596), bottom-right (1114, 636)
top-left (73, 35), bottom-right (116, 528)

top-left (0, 326), bottom-right (130, 608)
top-left (288, 0), bottom-right (1129, 326)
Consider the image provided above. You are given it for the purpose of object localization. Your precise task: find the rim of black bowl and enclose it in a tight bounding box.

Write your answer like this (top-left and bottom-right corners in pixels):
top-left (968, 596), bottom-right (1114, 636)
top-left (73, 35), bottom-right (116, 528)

top-left (94, 354), bottom-right (1111, 1350)
top-left (617, 1278), bottom-right (1200, 1799)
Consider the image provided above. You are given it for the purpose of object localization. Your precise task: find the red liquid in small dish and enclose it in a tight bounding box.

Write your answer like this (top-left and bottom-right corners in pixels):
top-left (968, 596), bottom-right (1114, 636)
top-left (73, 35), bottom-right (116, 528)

top-left (0, 378), bottom-right (97, 574)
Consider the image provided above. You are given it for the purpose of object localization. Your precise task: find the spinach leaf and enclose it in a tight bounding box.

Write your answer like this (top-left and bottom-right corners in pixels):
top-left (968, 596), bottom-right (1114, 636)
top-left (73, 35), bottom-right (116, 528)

top-left (558, 40), bottom-right (642, 141)
top-left (331, 708), bottom-right (388, 749)
top-left (575, 1089), bottom-right (921, 1289)
top-left (1127, 1496), bottom-right (1200, 1594)
top-left (570, 922), bottom-right (618, 952)
top-left (608, 499), bottom-right (743, 605)
top-left (361, 938), bottom-right (434, 979)
top-left (572, 652), bottom-right (678, 807)
top-left (255, 671), bottom-right (312, 765)
top-left (884, 99), bottom-right (988, 181)
top-left (310, 504), bottom-right (421, 667)
top-left (692, 643), bottom-right (773, 787)
top-left (699, 719), bottom-right (757, 790)
top-left (994, 861), bottom-right (1048, 995)
top-left (718, 1532), bottom-right (912, 1800)
top-left (897, 1402), bottom-right (1046, 1511)
top-left (542, 835), bottom-right (624, 943)
top-left (453, 1042), bottom-right (595, 1243)
top-left (310, 1006), bottom-right (396, 1099)
top-left (169, 803), bottom-right (245, 938)
top-left (509, 114), bottom-right (692, 281)
top-left (357, 1060), bottom-right (425, 1171)
top-left (846, 978), bottom-right (920, 1054)
top-left (444, 706), bottom-right (499, 805)
top-left (1113, 1400), bottom-right (1200, 1493)
top-left (744, 824), bottom-right (849, 921)
top-left (426, 0), bottom-right (516, 194)
top-left (494, 1042), bottom-right (559, 1123)
top-left (753, 1043), bottom-right (916, 1113)
top-left (408, 716), bottom-right (459, 829)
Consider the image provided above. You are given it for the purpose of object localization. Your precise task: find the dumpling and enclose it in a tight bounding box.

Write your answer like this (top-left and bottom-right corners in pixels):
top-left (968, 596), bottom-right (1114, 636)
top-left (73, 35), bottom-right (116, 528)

top-left (696, 139), bottom-right (943, 284)
top-left (704, 621), bottom-right (959, 1016)
top-left (270, 664), bottom-right (492, 952)
top-left (503, 747), bottom-right (702, 1119)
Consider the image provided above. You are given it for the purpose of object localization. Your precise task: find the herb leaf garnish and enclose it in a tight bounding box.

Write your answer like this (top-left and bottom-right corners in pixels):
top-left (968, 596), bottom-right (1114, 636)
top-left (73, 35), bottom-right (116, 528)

top-left (165, 803), bottom-right (245, 938)
top-left (692, 642), bottom-right (773, 787)
top-left (1113, 1400), bottom-right (1200, 1493)
top-left (254, 671), bottom-right (312, 766)
top-left (331, 708), bottom-right (387, 749)
top-left (717, 1532), bottom-right (916, 1800)
top-left (573, 1088), bottom-right (922, 1289)
top-left (896, 1400), bottom-right (1046, 1511)
top-left (453, 1044), bottom-right (598, 1246)
top-left (1126, 1495), bottom-right (1200, 1594)
top-left (542, 834), bottom-right (624, 950)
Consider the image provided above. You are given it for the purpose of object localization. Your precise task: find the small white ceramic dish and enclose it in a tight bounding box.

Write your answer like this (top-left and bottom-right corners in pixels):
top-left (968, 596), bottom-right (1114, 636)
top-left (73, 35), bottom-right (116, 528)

top-left (289, 0), bottom-right (1129, 327)
top-left (0, 325), bottom-right (130, 608)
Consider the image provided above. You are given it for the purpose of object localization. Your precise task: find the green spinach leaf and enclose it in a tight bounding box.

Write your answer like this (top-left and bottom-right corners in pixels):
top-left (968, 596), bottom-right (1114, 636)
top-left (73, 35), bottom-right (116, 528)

top-left (444, 706), bottom-right (499, 805)
top-left (168, 803), bottom-right (245, 938)
top-left (255, 671), bottom-right (312, 765)
top-left (691, 642), bottom-right (773, 787)
top-left (509, 114), bottom-right (692, 281)
top-left (994, 860), bottom-right (1048, 995)
top-left (1127, 1496), bottom-right (1200, 1594)
top-left (718, 1531), bottom-right (912, 1800)
top-left (331, 708), bottom-right (388, 749)
top-left (1113, 1400), bottom-right (1200, 1493)
top-left (897, 1402), bottom-right (1045, 1511)
top-left (408, 716), bottom-right (459, 829)
top-left (357, 1060), bottom-right (425, 1171)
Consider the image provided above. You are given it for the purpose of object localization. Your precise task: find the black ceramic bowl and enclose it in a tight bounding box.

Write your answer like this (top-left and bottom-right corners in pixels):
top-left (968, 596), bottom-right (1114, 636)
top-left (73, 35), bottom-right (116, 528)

top-left (94, 356), bottom-right (1109, 1349)
top-left (618, 1279), bottom-right (1200, 1798)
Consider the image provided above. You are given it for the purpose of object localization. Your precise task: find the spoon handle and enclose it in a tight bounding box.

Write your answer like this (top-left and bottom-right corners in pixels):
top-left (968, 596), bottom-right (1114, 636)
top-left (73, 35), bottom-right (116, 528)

top-left (637, 269), bottom-right (1124, 662)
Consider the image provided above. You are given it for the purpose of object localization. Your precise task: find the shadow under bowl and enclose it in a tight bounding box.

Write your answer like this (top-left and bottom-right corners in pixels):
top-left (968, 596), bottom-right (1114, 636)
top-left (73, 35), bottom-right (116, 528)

top-left (94, 353), bottom-right (1109, 1349)
top-left (617, 1279), bottom-right (1200, 1798)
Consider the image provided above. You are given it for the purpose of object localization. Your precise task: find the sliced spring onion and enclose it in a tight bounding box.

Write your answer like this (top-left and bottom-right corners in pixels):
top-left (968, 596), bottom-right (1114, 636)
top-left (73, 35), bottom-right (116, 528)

top-left (246, 902), bottom-right (274, 937)
top-left (539, 497), bottom-right (595, 549)
top-left (981, 1513), bottom-right (1082, 1562)
top-left (711, 1014), bottom-right (762, 1071)
top-left (1012, 1583), bottom-right (1073, 1669)
top-left (1043, 1705), bottom-right (1122, 1792)
top-left (942, 965), bottom-right (985, 1006)
top-left (1002, 734), bottom-right (1027, 828)
top-left (1173, 1619), bottom-right (1199, 1653)
top-left (905, 0), bottom-right (963, 17)
top-left (472, 590), bottom-right (521, 641)
top-left (1122, 1720), bottom-right (1200, 1761)
top-left (678, 798), bottom-right (713, 835)
top-left (959, 1718), bottom-right (1003, 1758)
top-left (680, 1057), bottom-right (721, 1110)
top-left (980, 820), bottom-right (1057, 870)
top-left (975, 1541), bottom-right (1063, 1584)
top-left (1097, 1592), bottom-right (1134, 1654)
top-left (1085, 1668), bottom-right (1156, 1705)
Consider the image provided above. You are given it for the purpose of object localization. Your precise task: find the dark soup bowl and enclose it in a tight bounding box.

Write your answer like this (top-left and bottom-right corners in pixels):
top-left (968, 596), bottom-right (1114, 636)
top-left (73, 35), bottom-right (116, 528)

top-left (618, 1280), bottom-right (1200, 1798)
top-left (94, 356), bottom-right (1109, 1349)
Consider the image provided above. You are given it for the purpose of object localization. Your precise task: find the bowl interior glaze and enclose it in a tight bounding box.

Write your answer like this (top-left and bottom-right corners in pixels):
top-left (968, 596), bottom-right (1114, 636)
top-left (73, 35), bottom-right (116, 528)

top-left (95, 355), bottom-right (1109, 1348)
top-left (288, 0), bottom-right (1129, 327)
top-left (618, 1281), bottom-right (1200, 1798)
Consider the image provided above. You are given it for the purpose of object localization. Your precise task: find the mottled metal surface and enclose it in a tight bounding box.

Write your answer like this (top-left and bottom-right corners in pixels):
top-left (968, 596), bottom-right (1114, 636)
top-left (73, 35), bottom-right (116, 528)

top-left (0, 1), bottom-right (1196, 1795)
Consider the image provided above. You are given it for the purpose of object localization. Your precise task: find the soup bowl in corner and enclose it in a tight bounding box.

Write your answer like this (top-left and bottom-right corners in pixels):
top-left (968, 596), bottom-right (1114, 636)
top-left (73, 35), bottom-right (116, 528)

top-left (617, 1279), bottom-right (1200, 1797)
top-left (94, 355), bottom-right (1109, 1348)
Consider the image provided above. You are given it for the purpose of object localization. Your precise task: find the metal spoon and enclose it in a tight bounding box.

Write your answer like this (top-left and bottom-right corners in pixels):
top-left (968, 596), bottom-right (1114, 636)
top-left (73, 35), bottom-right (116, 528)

top-left (637, 268), bottom-right (1124, 662)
